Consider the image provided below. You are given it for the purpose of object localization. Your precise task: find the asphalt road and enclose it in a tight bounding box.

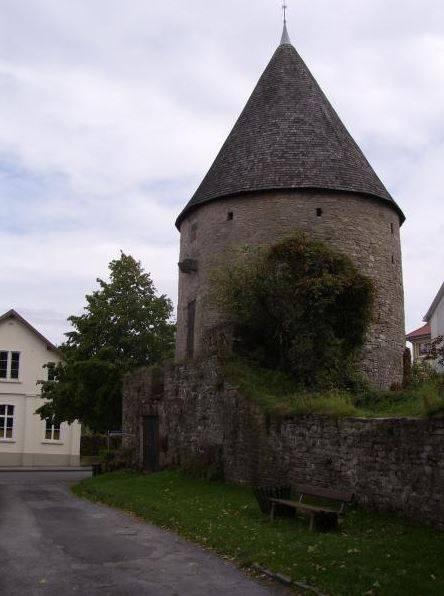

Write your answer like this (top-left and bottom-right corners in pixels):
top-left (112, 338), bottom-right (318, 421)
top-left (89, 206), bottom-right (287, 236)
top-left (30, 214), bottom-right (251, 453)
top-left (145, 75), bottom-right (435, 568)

top-left (0, 471), bottom-right (282, 596)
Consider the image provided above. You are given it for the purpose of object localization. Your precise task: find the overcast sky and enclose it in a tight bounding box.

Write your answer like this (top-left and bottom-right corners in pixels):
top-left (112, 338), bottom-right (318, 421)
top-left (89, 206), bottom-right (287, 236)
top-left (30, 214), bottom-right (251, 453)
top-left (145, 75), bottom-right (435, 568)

top-left (0, 0), bottom-right (443, 343)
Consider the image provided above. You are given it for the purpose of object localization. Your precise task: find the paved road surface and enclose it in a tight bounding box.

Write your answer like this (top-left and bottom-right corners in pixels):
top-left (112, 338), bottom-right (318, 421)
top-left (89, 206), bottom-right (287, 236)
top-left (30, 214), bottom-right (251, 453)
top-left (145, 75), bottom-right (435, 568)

top-left (0, 471), bottom-right (281, 596)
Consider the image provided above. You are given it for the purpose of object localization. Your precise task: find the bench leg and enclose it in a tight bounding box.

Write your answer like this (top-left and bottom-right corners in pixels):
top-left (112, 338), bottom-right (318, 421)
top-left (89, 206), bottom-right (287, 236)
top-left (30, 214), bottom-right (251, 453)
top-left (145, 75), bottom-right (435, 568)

top-left (270, 502), bottom-right (275, 522)
top-left (309, 513), bottom-right (314, 532)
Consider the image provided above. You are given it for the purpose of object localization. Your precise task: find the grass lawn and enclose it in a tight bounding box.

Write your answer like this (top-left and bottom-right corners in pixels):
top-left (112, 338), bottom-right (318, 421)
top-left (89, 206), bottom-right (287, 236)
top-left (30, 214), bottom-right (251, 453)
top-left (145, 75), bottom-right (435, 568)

top-left (73, 471), bottom-right (443, 596)
top-left (225, 359), bottom-right (444, 419)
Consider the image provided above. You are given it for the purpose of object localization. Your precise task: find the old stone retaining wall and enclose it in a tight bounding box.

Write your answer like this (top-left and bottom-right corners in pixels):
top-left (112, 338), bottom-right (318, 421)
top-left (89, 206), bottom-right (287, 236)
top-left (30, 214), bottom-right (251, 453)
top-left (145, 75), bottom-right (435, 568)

top-left (123, 358), bottom-right (443, 530)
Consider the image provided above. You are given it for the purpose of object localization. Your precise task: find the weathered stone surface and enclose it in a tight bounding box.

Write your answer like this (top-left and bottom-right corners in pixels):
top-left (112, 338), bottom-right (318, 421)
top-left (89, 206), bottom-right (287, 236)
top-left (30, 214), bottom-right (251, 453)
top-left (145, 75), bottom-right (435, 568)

top-left (175, 191), bottom-right (405, 389)
top-left (123, 359), bottom-right (443, 530)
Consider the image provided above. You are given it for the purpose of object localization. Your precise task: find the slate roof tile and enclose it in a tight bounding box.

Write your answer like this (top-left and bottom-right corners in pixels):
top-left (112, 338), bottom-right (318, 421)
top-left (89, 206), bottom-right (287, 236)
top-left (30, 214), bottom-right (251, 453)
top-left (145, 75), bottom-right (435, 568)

top-left (176, 40), bottom-right (405, 228)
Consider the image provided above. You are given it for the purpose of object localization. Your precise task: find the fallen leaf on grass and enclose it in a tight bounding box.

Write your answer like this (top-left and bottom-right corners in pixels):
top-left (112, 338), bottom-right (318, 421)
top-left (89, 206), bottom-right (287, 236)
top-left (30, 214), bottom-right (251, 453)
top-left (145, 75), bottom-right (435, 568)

top-left (307, 545), bottom-right (318, 553)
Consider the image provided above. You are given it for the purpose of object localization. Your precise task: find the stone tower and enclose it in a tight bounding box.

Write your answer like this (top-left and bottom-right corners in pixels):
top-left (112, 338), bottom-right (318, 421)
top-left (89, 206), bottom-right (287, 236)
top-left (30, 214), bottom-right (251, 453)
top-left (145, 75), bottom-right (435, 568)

top-left (175, 24), bottom-right (405, 389)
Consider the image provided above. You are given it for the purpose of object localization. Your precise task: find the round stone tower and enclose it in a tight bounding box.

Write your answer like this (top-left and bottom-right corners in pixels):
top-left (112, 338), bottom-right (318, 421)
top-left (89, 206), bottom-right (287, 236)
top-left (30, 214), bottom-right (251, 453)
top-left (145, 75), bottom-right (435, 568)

top-left (175, 24), bottom-right (405, 389)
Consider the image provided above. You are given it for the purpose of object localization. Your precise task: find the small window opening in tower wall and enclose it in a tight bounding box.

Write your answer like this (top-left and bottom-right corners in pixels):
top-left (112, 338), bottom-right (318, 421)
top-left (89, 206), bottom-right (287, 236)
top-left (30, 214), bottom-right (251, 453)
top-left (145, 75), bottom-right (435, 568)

top-left (392, 255), bottom-right (395, 264)
top-left (227, 211), bottom-right (234, 221)
top-left (391, 223), bottom-right (394, 235)
top-left (316, 208), bottom-right (323, 217)
top-left (190, 222), bottom-right (198, 243)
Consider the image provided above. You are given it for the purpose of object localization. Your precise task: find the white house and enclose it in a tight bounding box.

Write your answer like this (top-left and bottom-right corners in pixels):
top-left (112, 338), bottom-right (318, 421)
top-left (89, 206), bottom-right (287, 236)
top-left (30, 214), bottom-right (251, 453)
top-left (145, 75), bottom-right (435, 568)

top-left (0, 309), bottom-right (81, 467)
top-left (424, 282), bottom-right (444, 372)
top-left (406, 323), bottom-right (432, 364)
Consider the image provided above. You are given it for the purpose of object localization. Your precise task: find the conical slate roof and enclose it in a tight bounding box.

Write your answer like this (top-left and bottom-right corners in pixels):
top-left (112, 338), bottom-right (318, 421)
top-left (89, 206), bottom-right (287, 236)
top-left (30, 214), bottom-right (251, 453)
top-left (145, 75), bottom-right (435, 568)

top-left (176, 33), bottom-right (404, 227)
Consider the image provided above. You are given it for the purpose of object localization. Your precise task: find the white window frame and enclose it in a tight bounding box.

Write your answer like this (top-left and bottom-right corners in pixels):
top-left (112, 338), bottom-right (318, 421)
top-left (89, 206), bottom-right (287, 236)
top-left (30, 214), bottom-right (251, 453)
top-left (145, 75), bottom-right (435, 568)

top-left (0, 351), bottom-right (9, 379)
top-left (0, 350), bottom-right (21, 381)
top-left (0, 404), bottom-right (15, 441)
top-left (44, 418), bottom-right (62, 442)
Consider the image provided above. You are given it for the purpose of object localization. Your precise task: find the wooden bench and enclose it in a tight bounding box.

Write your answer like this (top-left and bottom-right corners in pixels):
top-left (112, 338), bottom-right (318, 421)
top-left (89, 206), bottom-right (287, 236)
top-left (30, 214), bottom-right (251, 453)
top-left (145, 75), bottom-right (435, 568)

top-left (270, 485), bottom-right (354, 531)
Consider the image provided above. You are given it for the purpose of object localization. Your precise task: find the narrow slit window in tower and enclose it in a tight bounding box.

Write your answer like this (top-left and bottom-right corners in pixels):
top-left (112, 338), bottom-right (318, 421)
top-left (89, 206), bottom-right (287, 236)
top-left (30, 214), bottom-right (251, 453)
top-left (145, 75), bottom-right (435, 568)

top-left (391, 223), bottom-right (394, 235)
top-left (190, 222), bottom-right (198, 243)
top-left (227, 211), bottom-right (234, 221)
top-left (316, 208), bottom-right (323, 217)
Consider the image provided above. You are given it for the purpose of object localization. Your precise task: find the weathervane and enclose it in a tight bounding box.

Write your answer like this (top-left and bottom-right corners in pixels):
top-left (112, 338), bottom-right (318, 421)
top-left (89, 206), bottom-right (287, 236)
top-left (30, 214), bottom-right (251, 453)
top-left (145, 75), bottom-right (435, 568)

top-left (282, 1), bottom-right (288, 24)
top-left (280, 1), bottom-right (291, 45)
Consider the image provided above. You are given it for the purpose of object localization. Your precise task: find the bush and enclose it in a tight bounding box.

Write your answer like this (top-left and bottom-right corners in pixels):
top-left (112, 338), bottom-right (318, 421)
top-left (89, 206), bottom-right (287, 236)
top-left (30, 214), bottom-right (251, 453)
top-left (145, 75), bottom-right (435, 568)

top-left (98, 448), bottom-right (135, 472)
top-left (226, 358), bottom-right (444, 419)
top-left (427, 335), bottom-right (444, 368)
top-left (211, 233), bottom-right (374, 391)
top-left (181, 446), bottom-right (224, 482)
top-left (81, 434), bottom-right (121, 456)
top-left (410, 360), bottom-right (440, 387)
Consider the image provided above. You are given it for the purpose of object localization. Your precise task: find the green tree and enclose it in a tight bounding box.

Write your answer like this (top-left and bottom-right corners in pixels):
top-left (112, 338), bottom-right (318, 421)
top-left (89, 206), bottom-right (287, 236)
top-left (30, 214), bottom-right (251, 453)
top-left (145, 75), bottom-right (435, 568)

top-left (427, 336), bottom-right (444, 370)
top-left (211, 233), bottom-right (374, 391)
top-left (38, 253), bottom-right (175, 432)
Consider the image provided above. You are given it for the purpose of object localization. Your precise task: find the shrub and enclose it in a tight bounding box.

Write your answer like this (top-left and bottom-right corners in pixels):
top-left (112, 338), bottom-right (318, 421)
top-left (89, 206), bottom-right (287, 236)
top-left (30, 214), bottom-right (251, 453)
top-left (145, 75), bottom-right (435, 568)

top-left (410, 360), bottom-right (440, 387)
top-left (211, 233), bottom-right (374, 391)
top-left (426, 335), bottom-right (444, 369)
top-left (402, 347), bottom-right (412, 388)
top-left (181, 446), bottom-right (224, 482)
top-left (81, 433), bottom-right (121, 456)
top-left (98, 448), bottom-right (135, 472)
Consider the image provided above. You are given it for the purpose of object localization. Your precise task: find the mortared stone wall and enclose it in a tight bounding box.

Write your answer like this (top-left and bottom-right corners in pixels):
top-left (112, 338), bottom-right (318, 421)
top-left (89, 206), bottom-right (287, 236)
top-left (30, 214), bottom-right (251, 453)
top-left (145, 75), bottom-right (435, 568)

top-left (176, 190), bottom-right (405, 389)
top-left (123, 359), bottom-right (443, 531)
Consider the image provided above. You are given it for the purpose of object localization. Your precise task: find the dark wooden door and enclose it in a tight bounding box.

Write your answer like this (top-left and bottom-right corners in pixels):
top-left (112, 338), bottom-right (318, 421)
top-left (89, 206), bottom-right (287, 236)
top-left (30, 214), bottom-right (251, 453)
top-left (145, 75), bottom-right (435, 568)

top-left (143, 416), bottom-right (159, 472)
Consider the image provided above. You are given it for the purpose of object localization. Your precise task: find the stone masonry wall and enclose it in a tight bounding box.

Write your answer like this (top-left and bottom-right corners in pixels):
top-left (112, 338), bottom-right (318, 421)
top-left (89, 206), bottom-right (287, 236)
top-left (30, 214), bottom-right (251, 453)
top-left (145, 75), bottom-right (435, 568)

top-left (123, 359), bottom-right (443, 530)
top-left (176, 190), bottom-right (405, 389)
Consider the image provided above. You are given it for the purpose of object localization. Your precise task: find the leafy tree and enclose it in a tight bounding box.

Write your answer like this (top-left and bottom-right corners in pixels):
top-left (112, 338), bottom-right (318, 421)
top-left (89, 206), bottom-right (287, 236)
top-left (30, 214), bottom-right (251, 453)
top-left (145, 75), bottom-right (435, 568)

top-left (427, 336), bottom-right (444, 369)
top-left (211, 233), bottom-right (374, 391)
top-left (38, 253), bottom-right (175, 432)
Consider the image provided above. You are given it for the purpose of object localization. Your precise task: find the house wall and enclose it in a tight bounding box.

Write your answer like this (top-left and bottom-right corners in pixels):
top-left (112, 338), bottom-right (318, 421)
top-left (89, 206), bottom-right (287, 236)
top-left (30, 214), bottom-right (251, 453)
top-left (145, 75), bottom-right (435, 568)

top-left (430, 294), bottom-right (444, 339)
top-left (429, 296), bottom-right (444, 372)
top-left (0, 317), bottom-right (81, 466)
top-left (176, 190), bottom-right (405, 389)
top-left (123, 359), bottom-right (444, 530)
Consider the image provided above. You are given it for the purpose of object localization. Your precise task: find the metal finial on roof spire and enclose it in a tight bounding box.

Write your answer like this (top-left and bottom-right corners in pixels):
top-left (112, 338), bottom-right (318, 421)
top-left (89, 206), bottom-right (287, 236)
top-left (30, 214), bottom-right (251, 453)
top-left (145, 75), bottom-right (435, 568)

top-left (280, 1), bottom-right (292, 45)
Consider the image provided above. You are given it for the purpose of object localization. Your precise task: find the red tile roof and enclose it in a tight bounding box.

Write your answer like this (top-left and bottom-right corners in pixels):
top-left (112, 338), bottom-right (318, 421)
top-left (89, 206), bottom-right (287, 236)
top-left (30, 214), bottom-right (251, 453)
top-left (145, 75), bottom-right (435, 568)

top-left (406, 323), bottom-right (431, 341)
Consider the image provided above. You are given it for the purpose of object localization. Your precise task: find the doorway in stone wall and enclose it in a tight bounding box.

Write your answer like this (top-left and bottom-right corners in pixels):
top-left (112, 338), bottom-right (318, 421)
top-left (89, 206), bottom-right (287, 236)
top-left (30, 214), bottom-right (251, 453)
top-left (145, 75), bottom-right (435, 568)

top-left (142, 415), bottom-right (159, 472)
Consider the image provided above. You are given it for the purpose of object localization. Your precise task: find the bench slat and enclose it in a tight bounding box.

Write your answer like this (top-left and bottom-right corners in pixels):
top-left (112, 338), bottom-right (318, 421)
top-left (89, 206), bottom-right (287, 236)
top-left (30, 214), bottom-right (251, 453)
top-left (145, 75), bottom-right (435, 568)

top-left (294, 485), bottom-right (354, 503)
top-left (270, 498), bottom-right (340, 515)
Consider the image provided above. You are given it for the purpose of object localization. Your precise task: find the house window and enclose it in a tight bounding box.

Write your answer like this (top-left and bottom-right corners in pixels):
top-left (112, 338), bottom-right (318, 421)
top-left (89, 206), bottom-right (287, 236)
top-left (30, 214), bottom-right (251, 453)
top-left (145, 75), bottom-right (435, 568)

top-left (45, 418), bottom-right (61, 441)
top-left (419, 343), bottom-right (431, 356)
top-left (10, 352), bottom-right (20, 379)
top-left (0, 405), bottom-right (14, 439)
top-left (190, 222), bottom-right (198, 243)
top-left (0, 352), bottom-right (7, 378)
top-left (0, 351), bottom-right (20, 380)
